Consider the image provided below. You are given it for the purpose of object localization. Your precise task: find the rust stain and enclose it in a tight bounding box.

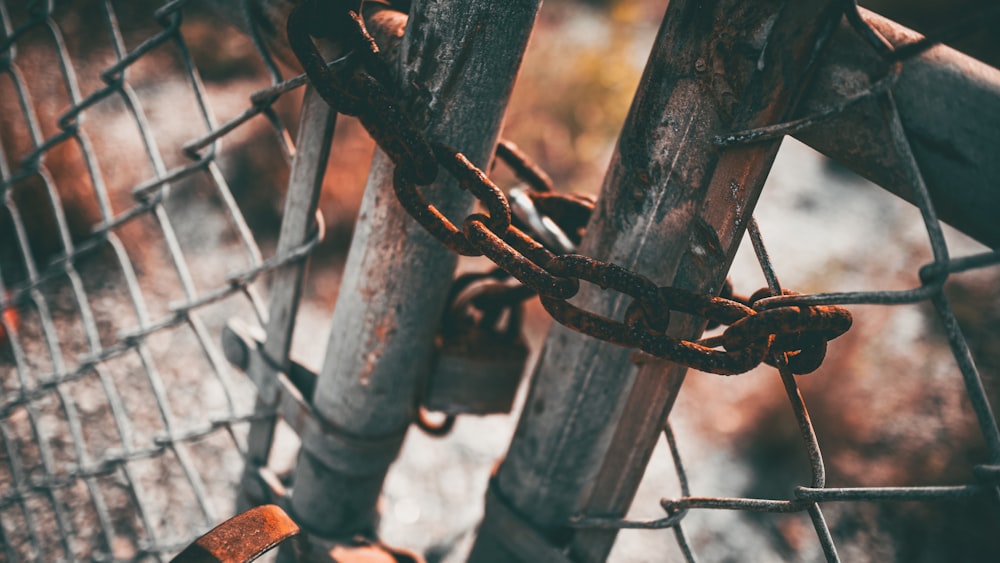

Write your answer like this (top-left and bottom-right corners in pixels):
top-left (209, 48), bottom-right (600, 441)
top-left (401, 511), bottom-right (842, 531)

top-left (359, 348), bottom-right (380, 387)
top-left (0, 294), bottom-right (20, 346)
top-left (358, 317), bottom-right (397, 386)
top-left (374, 318), bottom-right (395, 341)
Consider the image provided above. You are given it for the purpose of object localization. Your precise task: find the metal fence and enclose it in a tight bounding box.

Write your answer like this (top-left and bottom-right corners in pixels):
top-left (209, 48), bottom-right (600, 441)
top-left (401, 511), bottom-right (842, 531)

top-left (0, 0), bottom-right (315, 559)
top-left (2, 0), bottom-right (1000, 562)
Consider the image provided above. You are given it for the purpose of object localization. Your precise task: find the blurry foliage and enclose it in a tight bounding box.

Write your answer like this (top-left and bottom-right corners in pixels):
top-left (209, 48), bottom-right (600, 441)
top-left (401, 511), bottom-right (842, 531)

top-left (181, 8), bottom-right (268, 82)
top-left (500, 0), bottom-right (659, 196)
top-left (939, 272), bottom-right (1000, 416)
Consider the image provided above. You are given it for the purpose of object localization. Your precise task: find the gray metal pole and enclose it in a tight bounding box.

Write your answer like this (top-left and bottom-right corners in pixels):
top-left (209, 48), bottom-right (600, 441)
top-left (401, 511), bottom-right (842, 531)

top-left (468, 1), bottom-right (843, 561)
top-left (284, 0), bottom-right (541, 554)
top-left (566, 10), bottom-right (1000, 560)
top-left (794, 9), bottom-right (1000, 249)
top-left (237, 86), bottom-right (334, 508)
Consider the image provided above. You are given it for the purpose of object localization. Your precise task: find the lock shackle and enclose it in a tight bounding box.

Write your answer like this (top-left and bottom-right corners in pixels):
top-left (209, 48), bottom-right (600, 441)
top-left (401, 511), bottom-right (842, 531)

top-left (448, 280), bottom-right (529, 340)
top-left (442, 267), bottom-right (531, 338)
top-left (441, 270), bottom-right (508, 335)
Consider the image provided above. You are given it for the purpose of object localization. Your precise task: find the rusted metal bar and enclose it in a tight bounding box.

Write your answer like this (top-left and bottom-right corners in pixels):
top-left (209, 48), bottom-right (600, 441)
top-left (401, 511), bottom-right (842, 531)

top-left (171, 504), bottom-right (301, 563)
top-left (559, 12), bottom-right (1000, 559)
top-left (794, 9), bottom-right (1000, 249)
top-left (467, 1), bottom-right (843, 561)
top-left (282, 0), bottom-right (541, 556)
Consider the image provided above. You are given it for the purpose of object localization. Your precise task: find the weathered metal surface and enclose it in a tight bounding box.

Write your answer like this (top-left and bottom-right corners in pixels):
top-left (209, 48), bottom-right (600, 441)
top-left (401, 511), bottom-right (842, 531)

top-left (170, 505), bottom-right (300, 563)
top-left (567, 1), bottom-right (853, 559)
top-left (467, 1), bottom-right (844, 561)
top-left (423, 315), bottom-right (529, 416)
top-left (283, 0), bottom-right (543, 551)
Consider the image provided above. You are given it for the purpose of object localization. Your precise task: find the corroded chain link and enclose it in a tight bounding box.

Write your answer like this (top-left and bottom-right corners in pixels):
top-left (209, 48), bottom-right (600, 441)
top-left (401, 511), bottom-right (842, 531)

top-left (287, 0), bottom-right (852, 376)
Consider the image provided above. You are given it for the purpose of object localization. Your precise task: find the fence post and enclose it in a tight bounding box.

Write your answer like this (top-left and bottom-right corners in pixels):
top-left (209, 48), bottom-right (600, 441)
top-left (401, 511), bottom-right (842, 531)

top-left (282, 0), bottom-right (541, 555)
top-left (467, 1), bottom-right (844, 561)
top-left (235, 86), bottom-right (335, 509)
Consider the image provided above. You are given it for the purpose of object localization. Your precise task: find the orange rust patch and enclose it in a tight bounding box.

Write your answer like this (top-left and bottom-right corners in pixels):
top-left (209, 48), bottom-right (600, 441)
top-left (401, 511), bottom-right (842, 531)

top-left (374, 317), bottom-right (395, 341)
top-left (170, 504), bottom-right (300, 563)
top-left (0, 300), bottom-right (20, 345)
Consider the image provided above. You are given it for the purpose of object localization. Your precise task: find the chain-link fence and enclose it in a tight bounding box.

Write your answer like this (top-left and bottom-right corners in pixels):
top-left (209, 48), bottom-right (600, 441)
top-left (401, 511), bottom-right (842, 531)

top-left (0, 0), bottom-right (320, 559)
top-left (3, 0), bottom-right (1000, 562)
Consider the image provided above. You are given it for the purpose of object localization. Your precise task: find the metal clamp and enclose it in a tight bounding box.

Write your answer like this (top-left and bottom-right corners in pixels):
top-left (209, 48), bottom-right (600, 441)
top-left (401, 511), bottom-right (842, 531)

top-left (222, 320), bottom-right (407, 476)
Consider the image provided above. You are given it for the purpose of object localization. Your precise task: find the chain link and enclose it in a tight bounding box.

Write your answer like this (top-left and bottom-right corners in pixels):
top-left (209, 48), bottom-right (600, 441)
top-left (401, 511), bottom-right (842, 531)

top-left (288, 0), bottom-right (853, 376)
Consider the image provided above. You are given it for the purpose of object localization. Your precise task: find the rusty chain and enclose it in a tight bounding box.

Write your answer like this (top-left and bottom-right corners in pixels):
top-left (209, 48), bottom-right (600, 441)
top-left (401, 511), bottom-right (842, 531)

top-left (287, 0), bottom-right (852, 376)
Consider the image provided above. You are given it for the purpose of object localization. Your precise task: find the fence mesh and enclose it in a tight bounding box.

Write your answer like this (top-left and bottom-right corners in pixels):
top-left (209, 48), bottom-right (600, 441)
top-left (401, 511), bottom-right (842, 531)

top-left (2, 1), bottom-right (1000, 562)
top-left (0, 0), bottom-right (315, 559)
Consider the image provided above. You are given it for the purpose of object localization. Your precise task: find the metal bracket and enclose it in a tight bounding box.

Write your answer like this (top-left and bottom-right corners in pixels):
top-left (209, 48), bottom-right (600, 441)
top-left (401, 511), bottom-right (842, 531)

top-left (222, 319), bottom-right (407, 478)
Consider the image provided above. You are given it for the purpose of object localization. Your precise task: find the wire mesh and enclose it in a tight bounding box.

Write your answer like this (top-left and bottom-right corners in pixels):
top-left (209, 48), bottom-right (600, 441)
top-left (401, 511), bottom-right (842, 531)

top-left (0, 1), bottom-right (317, 560)
top-left (586, 189), bottom-right (1000, 560)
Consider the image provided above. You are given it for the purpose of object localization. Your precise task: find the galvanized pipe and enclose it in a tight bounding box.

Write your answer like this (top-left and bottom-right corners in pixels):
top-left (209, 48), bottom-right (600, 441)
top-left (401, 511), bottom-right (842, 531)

top-left (569, 11), bottom-right (1000, 559)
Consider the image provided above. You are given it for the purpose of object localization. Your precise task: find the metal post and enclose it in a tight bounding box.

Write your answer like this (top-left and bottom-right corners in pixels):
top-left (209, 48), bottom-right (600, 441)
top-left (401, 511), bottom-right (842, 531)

top-left (236, 86), bottom-right (335, 508)
top-left (284, 0), bottom-right (541, 555)
top-left (468, 1), bottom-right (843, 561)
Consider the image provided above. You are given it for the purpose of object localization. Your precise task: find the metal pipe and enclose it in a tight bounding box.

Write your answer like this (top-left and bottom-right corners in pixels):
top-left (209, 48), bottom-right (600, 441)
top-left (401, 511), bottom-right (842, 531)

top-left (566, 11), bottom-right (1000, 560)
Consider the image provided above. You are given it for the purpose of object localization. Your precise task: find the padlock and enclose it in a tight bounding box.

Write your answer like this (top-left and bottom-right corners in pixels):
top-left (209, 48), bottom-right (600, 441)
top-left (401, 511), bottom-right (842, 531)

top-left (421, 279), bottom-right (530, 417)
top-left (423, 324), bottom-right (530, 415)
